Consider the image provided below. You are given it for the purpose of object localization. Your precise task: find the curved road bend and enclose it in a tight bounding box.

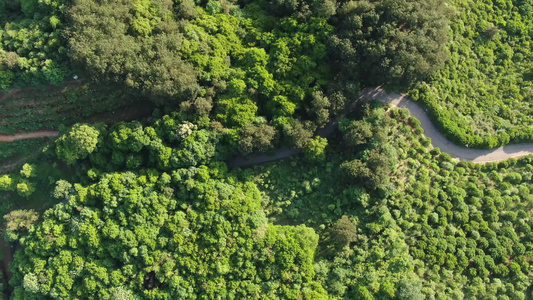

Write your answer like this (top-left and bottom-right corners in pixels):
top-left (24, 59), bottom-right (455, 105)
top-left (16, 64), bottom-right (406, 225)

top-left (362, 87), bottom-right (533, 163)
top-left (0, 88), bottom-right (531, 165)
top-left (230, 88), bottom-right (533, 168)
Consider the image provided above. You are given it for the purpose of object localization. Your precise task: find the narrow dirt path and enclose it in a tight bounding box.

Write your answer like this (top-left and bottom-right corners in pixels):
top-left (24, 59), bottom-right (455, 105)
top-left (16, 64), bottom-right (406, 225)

top-left (0, 131), bottom-right (58, 142)
top-left (363, 87), bottom-right (533, 163)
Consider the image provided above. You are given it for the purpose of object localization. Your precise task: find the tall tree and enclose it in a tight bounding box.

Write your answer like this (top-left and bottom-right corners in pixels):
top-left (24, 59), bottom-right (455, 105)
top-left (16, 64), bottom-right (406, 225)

top-left (55, 124), bottom-right (101, 164)
top-left (331, 0), bottom-right (451, 87)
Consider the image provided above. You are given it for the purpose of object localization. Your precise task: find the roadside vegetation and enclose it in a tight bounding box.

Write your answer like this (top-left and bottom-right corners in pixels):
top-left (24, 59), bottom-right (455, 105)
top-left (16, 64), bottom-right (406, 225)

top-left (249, 104), bottom-right (533, 299)
top-left (411, 0), bottom-right (533, 147)
top-left (2, 103), bottom-right (532, 299)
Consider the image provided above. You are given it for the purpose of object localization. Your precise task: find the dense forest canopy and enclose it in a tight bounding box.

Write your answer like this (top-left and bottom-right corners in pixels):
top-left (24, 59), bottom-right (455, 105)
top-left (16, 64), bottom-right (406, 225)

top-left (1, 0), bottom-right (533, 299)
top-left (3, 101), bottom-right (532, 299)
top-left (0, 0), bottom-right (70, 88)
top-left (249, 105), bottom-right (533, 299)
top-left (67, 0), bottom-right (335, 112)
top-left (331, 0), bottom-right (451, 87)
top-left (11, 169), bottom-right (326, 299)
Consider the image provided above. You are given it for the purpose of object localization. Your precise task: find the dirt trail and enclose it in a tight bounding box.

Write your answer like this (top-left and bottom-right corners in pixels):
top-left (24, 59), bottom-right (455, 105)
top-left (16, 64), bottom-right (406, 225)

top-left (0, 131), bottom-right (58, 142)
top-left (1, 88), bottom-right (531, 164)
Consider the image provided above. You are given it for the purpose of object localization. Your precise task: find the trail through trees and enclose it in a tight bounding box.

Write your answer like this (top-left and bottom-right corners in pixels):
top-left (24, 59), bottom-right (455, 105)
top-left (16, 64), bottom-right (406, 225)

top-left (230, 88), bottom-right (533, 167)
top-left (365, 87), bottom-right (533, 163)
top-left (0, 131), bottom-right (58, 142)
top-left (0, 88), bottom-right (531, 164)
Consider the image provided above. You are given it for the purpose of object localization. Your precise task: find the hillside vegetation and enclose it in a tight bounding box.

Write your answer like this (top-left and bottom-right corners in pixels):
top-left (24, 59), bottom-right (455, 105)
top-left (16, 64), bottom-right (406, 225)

top-left (249, 104), bottom-right (533, 299)
top-left (0, 0), bottom-right (532, 299)
top-left (0, 0), bottom-right (70, 88)
top-left (2, 103), bottom-right (532, 299)
top-left (411, 0), bottom-right (533, 147)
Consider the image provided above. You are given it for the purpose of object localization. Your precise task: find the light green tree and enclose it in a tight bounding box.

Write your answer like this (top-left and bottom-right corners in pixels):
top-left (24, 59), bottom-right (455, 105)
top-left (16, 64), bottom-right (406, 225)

top-left (55, 124), bottom-right (100, 164)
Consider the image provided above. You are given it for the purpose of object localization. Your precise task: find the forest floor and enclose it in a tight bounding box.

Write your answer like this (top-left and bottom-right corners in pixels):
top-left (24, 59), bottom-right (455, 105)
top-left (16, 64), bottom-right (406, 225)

top-left (0, 80), bottom-right (85, 104)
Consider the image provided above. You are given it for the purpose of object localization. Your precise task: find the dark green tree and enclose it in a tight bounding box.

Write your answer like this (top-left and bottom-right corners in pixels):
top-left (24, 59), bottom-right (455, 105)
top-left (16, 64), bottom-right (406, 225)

top-left (332, 0), bottom-right (450, 86)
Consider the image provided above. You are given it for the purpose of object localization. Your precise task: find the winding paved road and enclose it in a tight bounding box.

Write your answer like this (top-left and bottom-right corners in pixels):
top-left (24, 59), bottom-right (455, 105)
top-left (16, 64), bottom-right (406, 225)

top-left (363, 87), bottom-right (533, 163)
top-left (230, 87), bottom-right (533, 168)
top-left (1, 87), bottom-right (532, 165)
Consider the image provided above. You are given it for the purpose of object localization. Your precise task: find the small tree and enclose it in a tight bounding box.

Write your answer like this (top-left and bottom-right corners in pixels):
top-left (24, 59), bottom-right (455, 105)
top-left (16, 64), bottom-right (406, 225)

top-left (20, 163), bottom-right (36, 178)
top-left (4, 210), bottom-right (39, 242)
top-left (341, 159), bottom-right (370, 182)
top-left (238, 123), bottom-right (277, 155)
top-left (308, 91), bottom-right (330, 127)
top-left (16, 180), bottom-right (36, 198)
top-left (0, 174), bottom-right (15, 191)
top-left (341, 120), bottom-right (373, 147)
top-left (330, 215), bottom-right (357, 249)
top-left (303, 136), bottom-right (328, 162)
top-left (283, 119), bottom-right (317, 149)
top-left (56, 124), bottom-right (100, 164)
top-left (396, 279), bottom-right (424, 300)
top-left (53, 180), bottom-right (73, 201)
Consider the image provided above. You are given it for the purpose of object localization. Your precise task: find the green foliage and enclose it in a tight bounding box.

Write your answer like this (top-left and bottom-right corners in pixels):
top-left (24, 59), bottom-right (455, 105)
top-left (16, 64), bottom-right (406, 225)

top-left (282, 119), bottom-right (316, 149)
top-left (329, 215), bottom-right (357, 249)
top-left (216, 97), bottom-right (258, 127)
top-left (19, 163), bottom-right (35, 178)
top-left (249, 106), bottom-right (533, 299)
top-left (11, 169), bottom-right (327, 299)
top-left (4, 209), bottom-right (39, 242)
top-left (68, 0), bottom-right (199, 101)
top-left (331, 0), bottom-right (450, 86)
top-left (303, 136), bottom-right (327, 162)
top-left (0, 174), bottom-right (15, 191)
top-left (307, 91), bottom-right (330, 128)
top-left (340, 119), bottom-right (373, 147)
top-left (0, 0), bottom-right (69, 88)
top-left (16, 180), bottom-right (35, 197)
top-left (67, 0), bottom-right (335, 131)
top-left (410, 0), bottom-right (533, 146)
top-left (109, 121), bottom-right (150, 153)
top-left (238, 122), bottom-right (277, 155)
top-left (3, 1), bottom-right (533, 299)
top-left (55, 124), bottom-right (102, 164)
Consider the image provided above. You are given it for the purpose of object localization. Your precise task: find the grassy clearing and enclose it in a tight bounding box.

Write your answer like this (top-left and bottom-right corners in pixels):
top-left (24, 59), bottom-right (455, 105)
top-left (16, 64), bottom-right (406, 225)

top-left (0, 80), bottom-right (147, 134)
